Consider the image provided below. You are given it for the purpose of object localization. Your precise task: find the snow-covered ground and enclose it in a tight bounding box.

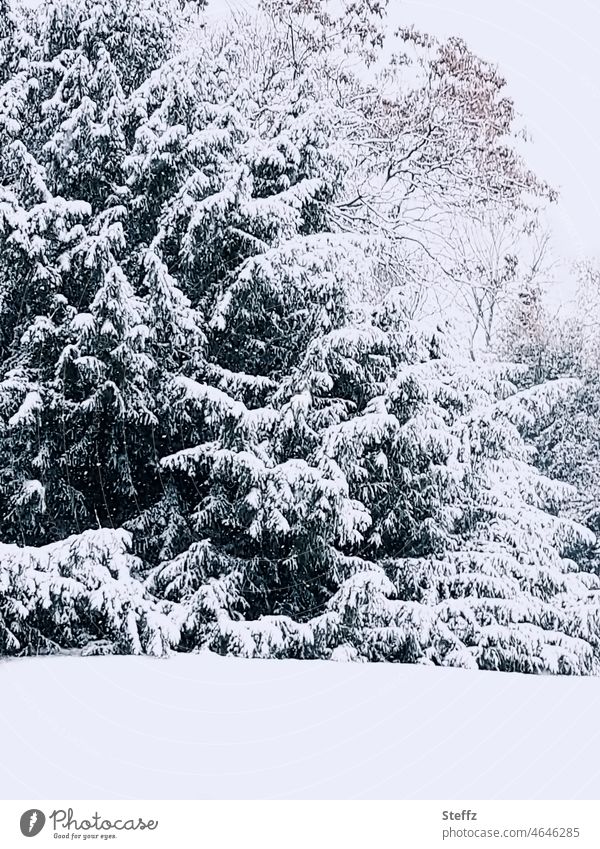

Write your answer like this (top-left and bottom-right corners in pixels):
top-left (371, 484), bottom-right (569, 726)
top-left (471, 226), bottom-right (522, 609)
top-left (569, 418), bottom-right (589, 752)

top-left (1, 653), bottom-right (600, 799)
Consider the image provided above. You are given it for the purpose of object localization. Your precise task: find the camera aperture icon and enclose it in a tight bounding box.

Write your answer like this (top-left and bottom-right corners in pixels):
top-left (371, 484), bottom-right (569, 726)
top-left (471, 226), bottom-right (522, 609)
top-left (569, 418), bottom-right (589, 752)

top-left (20, 809), bottom-right (46, 837)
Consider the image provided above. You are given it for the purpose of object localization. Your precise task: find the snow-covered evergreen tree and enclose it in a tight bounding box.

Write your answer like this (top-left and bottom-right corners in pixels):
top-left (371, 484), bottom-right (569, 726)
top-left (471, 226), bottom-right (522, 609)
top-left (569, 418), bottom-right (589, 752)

top-left (0, 0), bottom-right (196, 648)
top-left (502, 261), bottom-right (600, 560)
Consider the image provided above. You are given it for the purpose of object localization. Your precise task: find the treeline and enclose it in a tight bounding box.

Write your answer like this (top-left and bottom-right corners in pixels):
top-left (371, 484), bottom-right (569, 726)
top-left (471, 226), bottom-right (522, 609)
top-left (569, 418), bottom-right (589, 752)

top-left (1, 0), bottom-right (599, 673)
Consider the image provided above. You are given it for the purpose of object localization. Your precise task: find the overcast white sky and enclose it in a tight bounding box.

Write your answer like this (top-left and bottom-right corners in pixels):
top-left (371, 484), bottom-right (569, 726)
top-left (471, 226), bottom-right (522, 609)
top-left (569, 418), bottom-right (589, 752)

top-left (216, 0), bottom-right (600, 301)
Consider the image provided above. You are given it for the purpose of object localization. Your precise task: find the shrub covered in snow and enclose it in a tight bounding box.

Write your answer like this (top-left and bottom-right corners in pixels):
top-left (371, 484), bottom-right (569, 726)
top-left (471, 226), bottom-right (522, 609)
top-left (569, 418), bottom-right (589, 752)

top-left (0, 529), bottom-right (181, 656)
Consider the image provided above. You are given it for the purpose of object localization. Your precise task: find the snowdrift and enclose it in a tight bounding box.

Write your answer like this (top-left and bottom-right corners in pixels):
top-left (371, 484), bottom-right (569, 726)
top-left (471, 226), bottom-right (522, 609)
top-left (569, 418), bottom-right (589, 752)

top-left (1, 653), bottom-right (599, 800)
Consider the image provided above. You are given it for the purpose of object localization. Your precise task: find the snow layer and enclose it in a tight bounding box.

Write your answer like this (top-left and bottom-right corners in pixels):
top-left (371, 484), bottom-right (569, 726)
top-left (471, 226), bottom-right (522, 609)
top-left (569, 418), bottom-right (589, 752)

top-left (1, 653), bottom-right (599, 800)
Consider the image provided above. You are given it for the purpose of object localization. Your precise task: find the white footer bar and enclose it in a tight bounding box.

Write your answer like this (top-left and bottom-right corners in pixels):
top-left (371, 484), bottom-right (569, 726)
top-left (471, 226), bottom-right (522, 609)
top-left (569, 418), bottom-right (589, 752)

top-left (1, 800), bottom-right (597, 848)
